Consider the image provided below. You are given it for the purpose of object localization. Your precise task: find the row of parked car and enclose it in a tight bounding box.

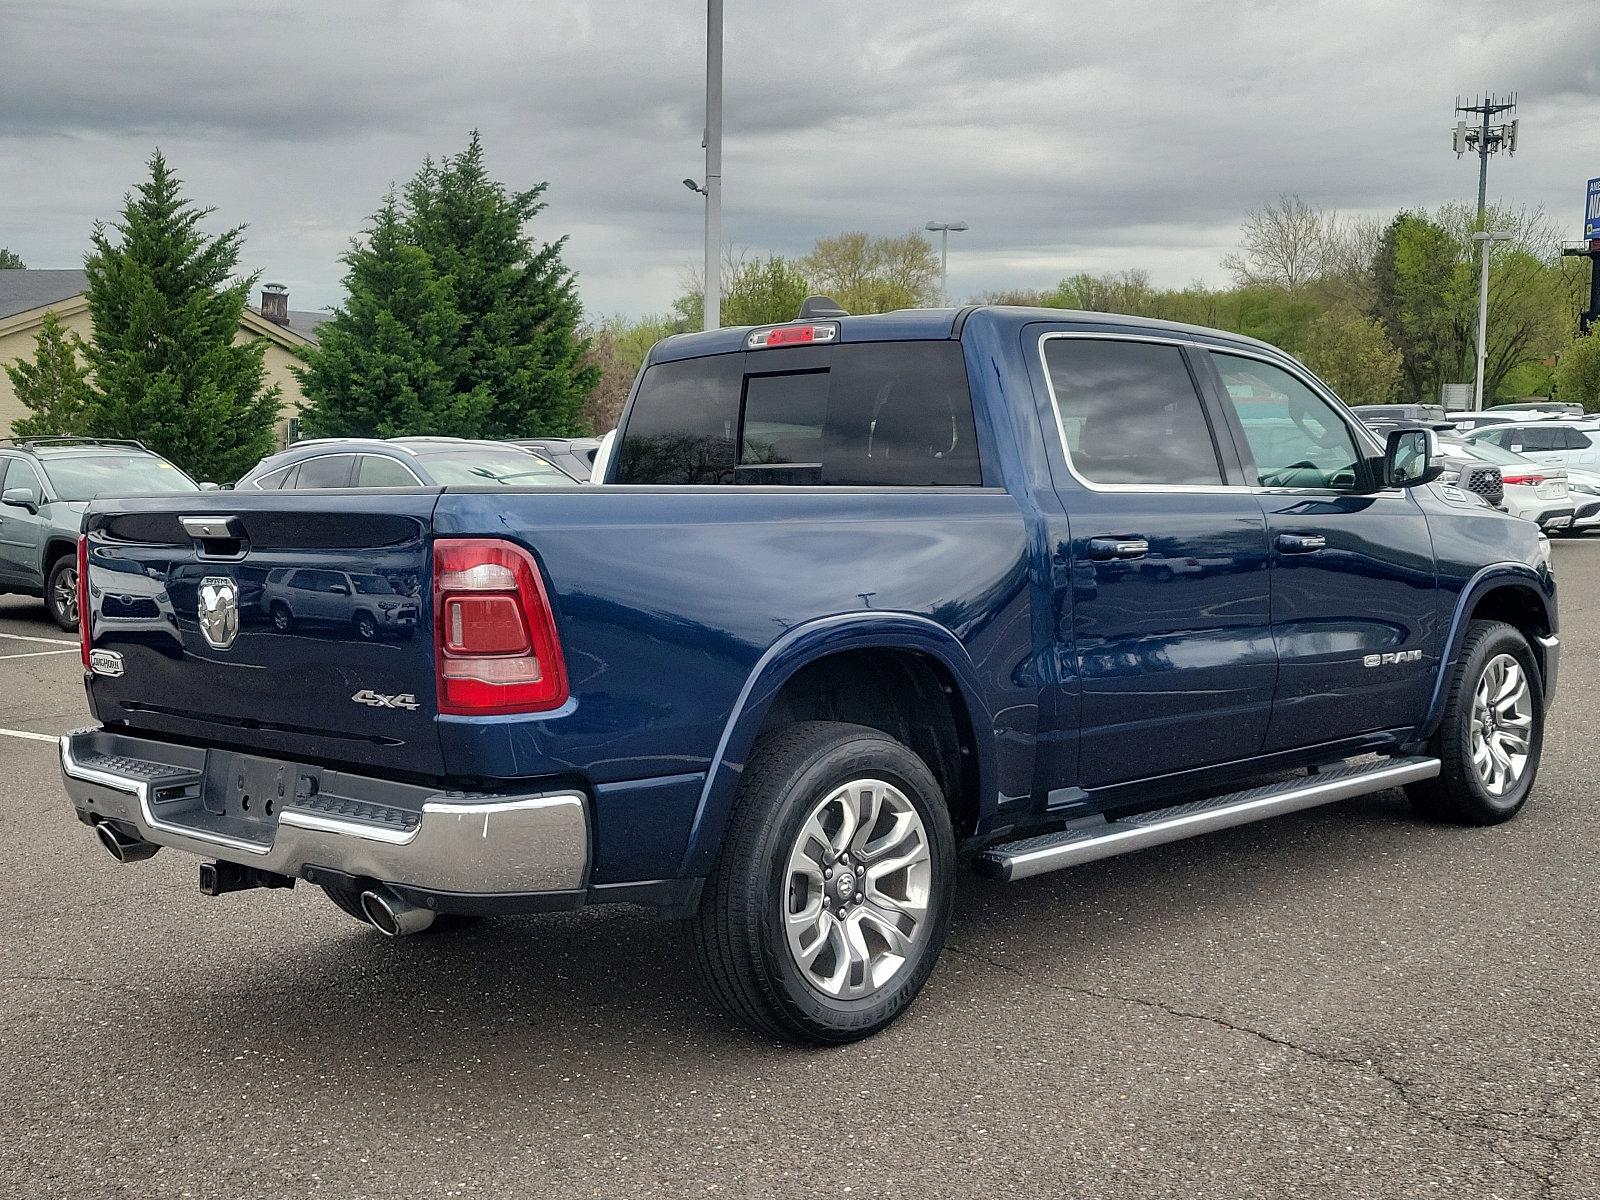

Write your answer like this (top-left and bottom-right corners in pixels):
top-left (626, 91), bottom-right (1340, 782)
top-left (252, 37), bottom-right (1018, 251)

top-left (0, 434), bottom-right (606, 630)
top-left (1350, 402), bottom-right (1600, 537)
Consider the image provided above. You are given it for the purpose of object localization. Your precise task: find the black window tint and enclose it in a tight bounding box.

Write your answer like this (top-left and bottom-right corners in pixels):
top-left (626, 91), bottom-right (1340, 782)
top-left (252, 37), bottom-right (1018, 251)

top-left (614, 355), bottom-right (742, 484)
top-left (1043, 339), bottom-right (1223, 486)
top-left (1565, 428), bottom-right (1593, 449)
top-left (0, 458), bottom-right (10, 490)
top-left (295, 455), bottom-right (355, 488)
top-left (822, 342), bottom-right (981, 486)
top-left (740, 373), bottom-right (826, 471)
top-left (356, 455), bottom-right (420, 487)
top-left (1513, 427), bottom-right (1562, 452)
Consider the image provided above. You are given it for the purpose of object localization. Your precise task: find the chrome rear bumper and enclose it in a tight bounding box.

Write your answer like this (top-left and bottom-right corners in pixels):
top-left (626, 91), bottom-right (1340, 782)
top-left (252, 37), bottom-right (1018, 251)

top-left (60, 728), bottom-right (589, 895)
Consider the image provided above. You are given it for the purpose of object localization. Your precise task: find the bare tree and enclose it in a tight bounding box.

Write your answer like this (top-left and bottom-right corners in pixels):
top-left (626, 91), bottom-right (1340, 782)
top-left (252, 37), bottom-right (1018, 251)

top-left (1223, 194), bottom-right (1336, 290)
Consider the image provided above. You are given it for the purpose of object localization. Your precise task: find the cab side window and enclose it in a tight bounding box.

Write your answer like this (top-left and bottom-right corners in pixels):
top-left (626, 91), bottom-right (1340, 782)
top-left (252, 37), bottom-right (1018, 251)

top-left (1041, 338), bottom-right (1224, 486)
top-left (1213, 355), bottom-right (1362, 490)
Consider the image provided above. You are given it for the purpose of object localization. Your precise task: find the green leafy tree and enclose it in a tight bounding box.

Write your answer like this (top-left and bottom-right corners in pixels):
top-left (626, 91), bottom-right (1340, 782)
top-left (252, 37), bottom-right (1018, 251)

top-left (801, 231), bottom-right (940, 313)
top-left (1297, 305), bottom-right (1402, 404)
top-left (402, 132), bottom-right (597, 437)
top-left (296, 198), bottom-right (488, 438)
top-left (78, 151), bottom-right (280, 482)
top-left (5, 311), bottom-right (92, 435)
top-left (0, 248), bottom-right (24, 269)
top-left (1371, 211), bottom-right (1462, 402)
top-left (675, 252), bottom-right (811, 329)
top-left (1555, 333), bottom-right (1600, 412)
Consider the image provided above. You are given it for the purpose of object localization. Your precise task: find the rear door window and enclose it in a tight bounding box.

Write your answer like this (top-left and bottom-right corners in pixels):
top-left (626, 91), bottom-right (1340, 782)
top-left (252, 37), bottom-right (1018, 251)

top-left (615, 341), bottom-right (981, 487)
top-left (356, 454), bottom-right (422, 487)
top-left (294, 455), bottom-right (356, 489)
top-left (1041, 338), bottom-right (1224, 486)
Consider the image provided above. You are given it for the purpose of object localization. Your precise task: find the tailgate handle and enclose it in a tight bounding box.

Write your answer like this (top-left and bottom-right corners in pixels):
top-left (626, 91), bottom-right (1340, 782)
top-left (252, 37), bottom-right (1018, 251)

top-left (181, 515), bottom-right (243, 540)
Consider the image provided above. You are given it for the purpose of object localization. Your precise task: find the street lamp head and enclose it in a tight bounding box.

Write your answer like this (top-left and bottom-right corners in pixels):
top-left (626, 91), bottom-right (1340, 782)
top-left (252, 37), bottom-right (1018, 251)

top-left (683, 178), bottom-right (705, 195)
top-left (948, 222), bottom-right (969, 232)
top-left (1471, 230), bottom-right (1514, 243)
top-left (925, 221), bottom-right (970, 233)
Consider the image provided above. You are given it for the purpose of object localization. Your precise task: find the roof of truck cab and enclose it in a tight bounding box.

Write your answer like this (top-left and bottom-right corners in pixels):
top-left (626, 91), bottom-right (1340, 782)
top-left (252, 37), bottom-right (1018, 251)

top-left (646, 305), bottom-right (1293, 365)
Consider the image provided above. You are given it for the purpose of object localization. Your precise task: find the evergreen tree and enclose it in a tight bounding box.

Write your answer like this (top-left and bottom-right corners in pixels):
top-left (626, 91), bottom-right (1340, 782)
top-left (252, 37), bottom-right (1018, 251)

top-left (300, 132), bottom-right (597, 439)
top-left (5, 312), bottom-right (92, 435)
top-left (295, 198), bottom-right (490, 438)
top-left (0, 248), bottom-right (24, 269)
top-left (402, 132), bottom-right (597, 437)
top-left (79, 151), bottom-right (280, 481)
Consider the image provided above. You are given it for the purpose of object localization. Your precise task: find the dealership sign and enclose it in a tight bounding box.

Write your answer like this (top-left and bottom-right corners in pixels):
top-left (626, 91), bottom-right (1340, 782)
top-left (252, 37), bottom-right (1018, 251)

top-left (1587, 176), bottom-right (1600, 241)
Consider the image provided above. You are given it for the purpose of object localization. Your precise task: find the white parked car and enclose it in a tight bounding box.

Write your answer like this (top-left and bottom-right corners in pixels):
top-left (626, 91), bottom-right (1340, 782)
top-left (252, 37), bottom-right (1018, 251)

top-left (1444, 437), bottom-right (1576, 532)
top-left (1464, 421), bottom-right (1600, 472)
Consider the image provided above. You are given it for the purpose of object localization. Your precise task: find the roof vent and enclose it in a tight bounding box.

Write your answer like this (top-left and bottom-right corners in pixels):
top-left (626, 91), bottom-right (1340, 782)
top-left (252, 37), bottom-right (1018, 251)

top-left (796, 295), bottom-right (848, 320)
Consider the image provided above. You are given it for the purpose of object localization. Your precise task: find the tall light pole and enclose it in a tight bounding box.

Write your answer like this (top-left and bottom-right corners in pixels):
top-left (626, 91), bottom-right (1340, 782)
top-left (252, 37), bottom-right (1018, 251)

top-left (924, 221), bottom-right (968, 304)
top-left (1472, 230), bottom-right (1513, 411)
top-left (702, 0), bottom-right (723, 331)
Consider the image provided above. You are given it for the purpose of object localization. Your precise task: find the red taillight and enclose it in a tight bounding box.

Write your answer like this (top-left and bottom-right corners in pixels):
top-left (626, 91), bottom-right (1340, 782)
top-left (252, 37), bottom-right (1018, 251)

top-left (433, 538), bottom-right (568, 715)
top-left (77, 535), bottom-right (90, 668)
top-left (1500, 474), bottom-right (1545, 485)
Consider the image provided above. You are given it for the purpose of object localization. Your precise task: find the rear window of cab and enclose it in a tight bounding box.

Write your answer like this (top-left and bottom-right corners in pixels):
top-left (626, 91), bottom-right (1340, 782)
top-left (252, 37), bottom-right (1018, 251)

top-left (614, 341), bottom-right (981, 487)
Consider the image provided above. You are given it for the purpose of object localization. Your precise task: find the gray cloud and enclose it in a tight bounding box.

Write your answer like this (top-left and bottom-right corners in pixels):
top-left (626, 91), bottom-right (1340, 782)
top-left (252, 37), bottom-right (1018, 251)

top-left (1, 0), bottom-right (1596, 317)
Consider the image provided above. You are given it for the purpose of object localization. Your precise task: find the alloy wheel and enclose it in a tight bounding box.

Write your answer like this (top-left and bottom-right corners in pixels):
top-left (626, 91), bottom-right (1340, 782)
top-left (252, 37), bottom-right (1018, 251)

top-left (782, 777), bottom-right (932, 999)
top-left (1469, 652), bottom-right (1533, 797)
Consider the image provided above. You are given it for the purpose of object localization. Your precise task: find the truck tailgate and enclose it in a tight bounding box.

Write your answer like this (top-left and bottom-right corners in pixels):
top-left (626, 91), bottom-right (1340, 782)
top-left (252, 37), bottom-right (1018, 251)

top-left (82, 491), bottom-right (447, 778)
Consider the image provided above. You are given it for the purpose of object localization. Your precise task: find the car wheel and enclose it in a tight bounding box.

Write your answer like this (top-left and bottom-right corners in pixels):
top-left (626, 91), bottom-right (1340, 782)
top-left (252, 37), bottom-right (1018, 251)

top-left (270, 603), bottom-right (294, 633)
top-left (1407, 619), bottom-right (1543, 825)
top-left (354, 611), bottom-right (378, 640)
top-left (690, 720), bottom-right (955, 1044)
top-left (45, 555), bottom-right (79, 632)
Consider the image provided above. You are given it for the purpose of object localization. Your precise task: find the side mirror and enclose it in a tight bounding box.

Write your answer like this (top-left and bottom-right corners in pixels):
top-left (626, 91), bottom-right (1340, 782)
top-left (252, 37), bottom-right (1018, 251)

top-left (1384, 428), bottom-right (1443, 488)
top-left (1, 487), bottom-right (37, 513)
top-left (198, 481), bottom-right (221, 491)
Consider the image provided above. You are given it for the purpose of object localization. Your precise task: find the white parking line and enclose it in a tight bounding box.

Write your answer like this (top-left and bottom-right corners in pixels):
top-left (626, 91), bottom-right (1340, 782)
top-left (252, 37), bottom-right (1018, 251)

top-left (0, 727), bottom-right (58, 743)
top-left (0, 632), bottom-right (77, 647)
top-left (0, 649), bottom-right (76, 661)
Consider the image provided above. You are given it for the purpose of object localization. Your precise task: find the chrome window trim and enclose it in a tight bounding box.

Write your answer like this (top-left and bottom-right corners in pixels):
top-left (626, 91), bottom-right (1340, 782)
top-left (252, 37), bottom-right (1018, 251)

top-left (1035, 329), bottom-right (1406, 500)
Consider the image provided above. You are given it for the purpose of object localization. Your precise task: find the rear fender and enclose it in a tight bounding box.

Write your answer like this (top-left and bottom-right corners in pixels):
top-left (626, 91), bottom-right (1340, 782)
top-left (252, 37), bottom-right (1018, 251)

top-left (677, 612), bottom-right (997, 877)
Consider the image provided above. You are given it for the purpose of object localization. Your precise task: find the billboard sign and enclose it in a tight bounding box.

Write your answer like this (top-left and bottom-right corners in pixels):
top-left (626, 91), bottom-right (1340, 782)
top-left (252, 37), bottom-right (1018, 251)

top-left (1587, 177), bottom-right (1600, 241)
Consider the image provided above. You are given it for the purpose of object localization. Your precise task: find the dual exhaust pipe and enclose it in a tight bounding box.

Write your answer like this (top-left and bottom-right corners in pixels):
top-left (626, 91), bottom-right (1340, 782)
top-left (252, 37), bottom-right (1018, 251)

top-left (94, 821), bottom-right (434, 937)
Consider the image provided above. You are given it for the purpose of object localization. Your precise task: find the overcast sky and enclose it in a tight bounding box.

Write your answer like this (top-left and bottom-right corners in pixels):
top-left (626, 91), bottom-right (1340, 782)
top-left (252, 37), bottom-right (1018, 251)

top-left (2, 0), bottom-right (1596, 319)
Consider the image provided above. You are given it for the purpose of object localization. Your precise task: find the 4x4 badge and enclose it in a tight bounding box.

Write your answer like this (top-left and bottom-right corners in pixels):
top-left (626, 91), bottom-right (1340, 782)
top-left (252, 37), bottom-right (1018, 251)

top-left (352, 689), bottom-right (419, 711)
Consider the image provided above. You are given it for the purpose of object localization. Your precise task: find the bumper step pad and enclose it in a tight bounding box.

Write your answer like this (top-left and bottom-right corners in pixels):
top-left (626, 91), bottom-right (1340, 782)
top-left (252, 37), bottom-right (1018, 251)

top-left (976, 756), bottom-right (1440, 882)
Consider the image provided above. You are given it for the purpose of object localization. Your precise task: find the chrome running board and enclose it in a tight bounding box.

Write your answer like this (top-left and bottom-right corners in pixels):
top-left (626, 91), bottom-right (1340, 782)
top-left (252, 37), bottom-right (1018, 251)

top-left (976, 756), bottom-right (1440, 882)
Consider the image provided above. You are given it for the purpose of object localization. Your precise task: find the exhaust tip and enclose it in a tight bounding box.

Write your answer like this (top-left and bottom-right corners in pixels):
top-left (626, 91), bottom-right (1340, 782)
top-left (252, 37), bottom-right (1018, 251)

top-left (94, 820), bottom-right (158, 863)
top-left (359, 888), bottom-right (434, 937)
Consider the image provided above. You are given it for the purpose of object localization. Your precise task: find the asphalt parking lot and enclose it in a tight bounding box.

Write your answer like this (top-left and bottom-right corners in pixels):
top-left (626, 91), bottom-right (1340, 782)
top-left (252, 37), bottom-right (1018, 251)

top-left (3, 545), bottom-right (1597, 1200)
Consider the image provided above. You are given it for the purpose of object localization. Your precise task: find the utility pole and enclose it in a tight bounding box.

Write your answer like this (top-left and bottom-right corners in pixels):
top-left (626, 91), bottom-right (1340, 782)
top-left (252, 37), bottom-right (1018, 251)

top-left (702, 0), bottom-right (723, 331)
top-left (1472, 230), bottom-right (1513, 410)
top-left (924, 221), bottom-right (968, 304)
top-left (1453, 93), bottom-right (1518, 221)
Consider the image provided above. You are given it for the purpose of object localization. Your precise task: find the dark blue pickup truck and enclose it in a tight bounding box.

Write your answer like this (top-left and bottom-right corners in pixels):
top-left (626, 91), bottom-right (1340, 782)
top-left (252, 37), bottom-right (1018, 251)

top-left (60, 306), bottom-right (1558, 1043)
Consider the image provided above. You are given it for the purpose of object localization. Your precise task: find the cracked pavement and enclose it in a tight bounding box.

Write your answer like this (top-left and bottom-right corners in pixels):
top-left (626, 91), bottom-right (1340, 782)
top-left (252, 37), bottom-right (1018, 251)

top-left (2, 542), bottom-right (1598, 1199)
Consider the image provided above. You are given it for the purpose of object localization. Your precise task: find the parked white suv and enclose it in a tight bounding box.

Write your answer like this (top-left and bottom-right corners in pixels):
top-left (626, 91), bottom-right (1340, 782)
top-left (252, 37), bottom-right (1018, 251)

top-left (1445, 437), bottom-right (1575, 531)
top-left (1464, 421), bottom-right (1600, 472)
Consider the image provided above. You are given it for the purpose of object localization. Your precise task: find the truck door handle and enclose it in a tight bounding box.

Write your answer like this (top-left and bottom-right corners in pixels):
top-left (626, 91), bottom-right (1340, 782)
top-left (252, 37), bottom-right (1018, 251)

top-left (1087, 537), bottom-right (1149, 561)
top-left (1277, 533), bottom-right (1326, 554)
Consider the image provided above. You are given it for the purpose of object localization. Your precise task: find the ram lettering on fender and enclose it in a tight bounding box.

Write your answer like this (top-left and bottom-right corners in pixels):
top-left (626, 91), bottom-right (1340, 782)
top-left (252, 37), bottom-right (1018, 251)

top-left (352, 689), bottom-right (419, 711)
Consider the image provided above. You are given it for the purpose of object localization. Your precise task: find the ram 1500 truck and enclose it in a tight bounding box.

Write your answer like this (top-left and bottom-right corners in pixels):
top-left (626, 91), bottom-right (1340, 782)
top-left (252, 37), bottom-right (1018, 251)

top-left (59, 306), bottom-right (1558, 1044)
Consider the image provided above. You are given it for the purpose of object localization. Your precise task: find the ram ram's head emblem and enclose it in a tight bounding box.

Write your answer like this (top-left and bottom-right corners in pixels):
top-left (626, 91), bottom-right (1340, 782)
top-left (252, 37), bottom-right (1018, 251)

top-left (197, 576), bottom-right (240, 650)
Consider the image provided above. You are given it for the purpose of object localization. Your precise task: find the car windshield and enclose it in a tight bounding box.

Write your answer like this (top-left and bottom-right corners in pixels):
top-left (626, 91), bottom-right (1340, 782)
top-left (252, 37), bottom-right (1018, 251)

top-left (416, 448), bottom-right (574, 487)
top-left (351, 575), bottom-right (395, 596)
top-left (1445, 439), bottom-right (1538, 468)
top-left (42, 452), bottom-right (199, 501)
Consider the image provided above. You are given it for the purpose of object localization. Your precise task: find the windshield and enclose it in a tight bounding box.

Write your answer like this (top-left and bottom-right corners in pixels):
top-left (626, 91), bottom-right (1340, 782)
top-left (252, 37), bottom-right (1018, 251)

top-left (42, 453), bottom-right (199, 501)
top-left (351, 575), bottom-right (396, 596)
top-left (1447, 439), bottom-right (1538, 468)
top-left (417, 448), bottom-right (574, 487)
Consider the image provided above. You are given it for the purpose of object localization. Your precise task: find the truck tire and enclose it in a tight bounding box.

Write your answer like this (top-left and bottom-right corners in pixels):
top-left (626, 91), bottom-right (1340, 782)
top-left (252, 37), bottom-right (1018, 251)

top-left (690, 721), bottom-right (955, 1044)
top-left (1406, 620), bottom-right (1543, 825)
top-left (46, 554), bottom-right (79, 632)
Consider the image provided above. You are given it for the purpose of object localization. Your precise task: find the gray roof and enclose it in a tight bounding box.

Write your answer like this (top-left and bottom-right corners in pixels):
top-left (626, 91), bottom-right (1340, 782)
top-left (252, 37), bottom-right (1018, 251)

top-left (249, 306), bottom-right (332, 344)
top-left (0, 269), bottom-right (89, 320)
